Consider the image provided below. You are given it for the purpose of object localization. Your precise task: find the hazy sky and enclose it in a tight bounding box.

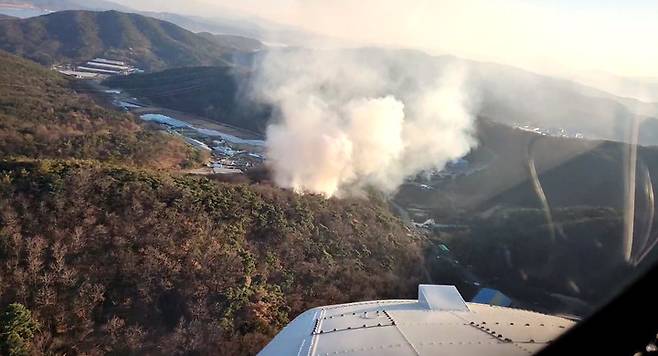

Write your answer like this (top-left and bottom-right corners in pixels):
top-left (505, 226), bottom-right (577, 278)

top-left (118, 0), bottom-right (658, 79)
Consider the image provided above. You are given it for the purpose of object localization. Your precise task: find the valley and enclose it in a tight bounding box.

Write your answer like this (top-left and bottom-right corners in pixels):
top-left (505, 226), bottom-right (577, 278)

top-left (0, 5), bottom-right (657, 356)
top-left (80, 79), bottom-right (267, 175)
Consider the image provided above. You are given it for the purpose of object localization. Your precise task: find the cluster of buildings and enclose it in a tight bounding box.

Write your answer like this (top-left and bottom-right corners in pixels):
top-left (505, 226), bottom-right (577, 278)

top-left (136, 113), bottom-right (265, 175)
top-left (407, 158), bottom-right (477, 183)
top-left (206, 138), bottom-right (265, 174)
top-left (55, 58), bottom-right (142, 79)
top-left (514, 123), bottom-right (585, 139)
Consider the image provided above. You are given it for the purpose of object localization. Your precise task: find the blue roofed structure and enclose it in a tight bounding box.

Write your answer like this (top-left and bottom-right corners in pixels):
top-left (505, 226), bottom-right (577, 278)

top-left (472, 288), bottom-right (513, 307)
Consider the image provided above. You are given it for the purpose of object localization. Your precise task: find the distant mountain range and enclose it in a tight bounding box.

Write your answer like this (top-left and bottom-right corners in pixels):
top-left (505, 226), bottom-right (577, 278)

top-left (196, 32), bottom-right (263, 53)
top-left (570, 70), bottom-right (658, 104)
top-left (0, 10), bottom-right (262, 70)
top-left (0, 0), bottom-right (132, 12)
top-left (139, 10), bottom-right (340, 47)
top-left (3, 2), bottom-right (656, 106)
top-left (306, 48), bottom-right (658, 144)
top-left (468, 57), bottom-right (658, 144)
top-left (0, 1), bottom-right (340, 47)
top-left (1, 8), bottom-right (655, 145)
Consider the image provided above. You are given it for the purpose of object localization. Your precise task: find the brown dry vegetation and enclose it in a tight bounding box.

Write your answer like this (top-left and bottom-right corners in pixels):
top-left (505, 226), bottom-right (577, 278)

top-left (0, 160), bottom-right (425, 355)
top-left (0, 50), bottom-right (426, 355)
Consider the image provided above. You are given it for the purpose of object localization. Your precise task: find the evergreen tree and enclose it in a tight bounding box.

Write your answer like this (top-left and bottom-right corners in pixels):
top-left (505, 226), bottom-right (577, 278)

top-left (0, 304), bottom-right (40, 356)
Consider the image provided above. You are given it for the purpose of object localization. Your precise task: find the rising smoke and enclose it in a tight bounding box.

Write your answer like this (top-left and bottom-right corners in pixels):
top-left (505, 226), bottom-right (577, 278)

top-left (251, 49), bottom-right (479, 197)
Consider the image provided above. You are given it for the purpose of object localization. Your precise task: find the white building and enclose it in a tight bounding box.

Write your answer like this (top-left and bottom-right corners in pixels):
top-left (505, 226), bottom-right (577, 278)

top-left (56, 69), bottom-right (101, 79)
top-left (76, 66), bottom-right (122, 75)
top-left (92, 58), bottom-right (127, 66)
top-left (70, 58), bottom-right (140, 77)
top-left (84, 61), bottom-right (131, 71)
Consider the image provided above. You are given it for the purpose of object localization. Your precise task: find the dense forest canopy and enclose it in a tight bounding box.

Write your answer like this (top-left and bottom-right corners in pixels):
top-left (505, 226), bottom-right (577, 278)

top-left (0, 159), bottom-right (425, 354)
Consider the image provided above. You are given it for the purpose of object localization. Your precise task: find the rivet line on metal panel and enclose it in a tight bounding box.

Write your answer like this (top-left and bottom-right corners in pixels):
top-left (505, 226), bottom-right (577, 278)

top-left (321, 300), bottom-right (412, 311)
top-left (312, 309), bottom-right (395, 335)
top-left (393, 322), bottom-right (466, 326)
top-left (321, 309), bottom-right (387, 320)
top-left (312, 318), bottom-right (320, 335)
top-left (319, 343), bottom-right (406, 355)
top-left (383, 310), bottom-right (396, 326)
top-left (463, 320), bottom-right (511, 343)
top-left (473, 304), bottom-right (577, 323)
top-left (312, 322), bottom-right (395, 335)
top-left (308, 309), bottom-right (326, 356)
top-left (510, 342), bottom-right (537, 355)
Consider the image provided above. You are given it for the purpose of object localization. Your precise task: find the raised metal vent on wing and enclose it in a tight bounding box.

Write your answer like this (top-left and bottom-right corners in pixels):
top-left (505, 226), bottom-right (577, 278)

top-left (418, 284), bottom-right (470, 311)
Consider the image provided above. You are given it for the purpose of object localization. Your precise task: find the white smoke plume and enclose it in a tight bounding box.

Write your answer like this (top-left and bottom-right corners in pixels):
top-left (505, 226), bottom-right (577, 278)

top-left (251, 50), bottom-right (479, 197)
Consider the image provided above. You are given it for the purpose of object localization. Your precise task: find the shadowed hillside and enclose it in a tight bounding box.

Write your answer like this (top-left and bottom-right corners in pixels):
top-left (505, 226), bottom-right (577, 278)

top-left (105, 66), bottom-right (271, 133)
top-left (395, 119), bottom-right (658, 315)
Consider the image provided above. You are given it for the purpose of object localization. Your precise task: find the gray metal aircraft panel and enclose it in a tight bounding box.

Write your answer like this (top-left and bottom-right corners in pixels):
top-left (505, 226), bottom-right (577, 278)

top-left (415, 342), bottom-right (535, 356)
top-left (313, 326), bottom-right (414, 356)
top-left (258, 285), bottom-right (576, 356)
top-left (315, 310), bottom-right (395, 334)
top-left (396, 318), bottom-right (500, 344)
top-left (464, 304), bottom-right (572, 343)
top-left (513, 342), bottom-right (548, 354)
top-left (387, 309), bottom-right (469, 326)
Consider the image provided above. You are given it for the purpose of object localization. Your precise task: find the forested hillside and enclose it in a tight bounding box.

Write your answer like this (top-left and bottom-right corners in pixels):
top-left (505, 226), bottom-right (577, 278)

top-left (0, 160), bottom-right (424, 354)
top-left (0, 10), bottom-right (238, 70)
top-left (0, 50), bottom-right (204, 169)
